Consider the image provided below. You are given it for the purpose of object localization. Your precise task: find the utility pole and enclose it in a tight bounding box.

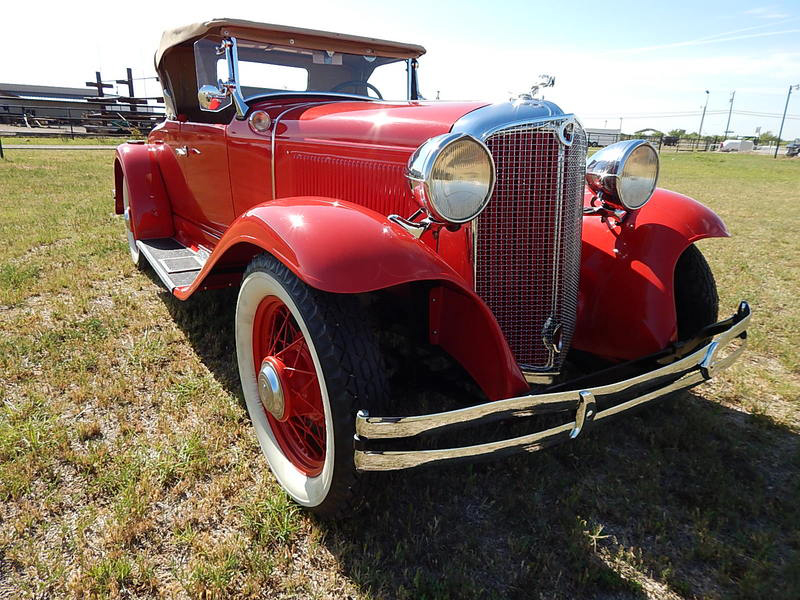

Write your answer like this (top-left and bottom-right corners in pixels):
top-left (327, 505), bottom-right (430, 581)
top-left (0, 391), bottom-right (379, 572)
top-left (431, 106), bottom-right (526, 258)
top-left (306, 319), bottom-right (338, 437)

top-left (774, 84), bottom-right (799, 158)
top-left (724, 91), bottom-right (735, 140)
top-left (698, 90), bottom-right (710, 139)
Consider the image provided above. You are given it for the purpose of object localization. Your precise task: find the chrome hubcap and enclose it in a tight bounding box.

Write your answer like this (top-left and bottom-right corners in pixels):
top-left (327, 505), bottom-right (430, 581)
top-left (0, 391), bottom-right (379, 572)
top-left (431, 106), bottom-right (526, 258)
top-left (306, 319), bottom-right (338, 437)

top-left (258, 359), bottom-right (285, 420)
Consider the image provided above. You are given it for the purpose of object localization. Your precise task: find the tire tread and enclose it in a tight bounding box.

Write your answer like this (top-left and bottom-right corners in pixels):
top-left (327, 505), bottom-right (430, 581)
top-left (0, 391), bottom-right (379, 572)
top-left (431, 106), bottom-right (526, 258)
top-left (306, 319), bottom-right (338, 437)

top-left (675, 244), bottom-right (719, 340)
top-left (243, 254), bottom-right (386, 519)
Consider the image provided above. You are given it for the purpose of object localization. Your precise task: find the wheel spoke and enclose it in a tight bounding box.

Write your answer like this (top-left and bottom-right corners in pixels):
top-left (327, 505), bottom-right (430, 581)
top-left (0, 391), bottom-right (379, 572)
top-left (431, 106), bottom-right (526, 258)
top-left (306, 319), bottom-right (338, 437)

top-left (253, 294), bottom-right (326, 476)
top-left (284, 310), bottom-right (295, 344)
top-left (293, 394), bottom-right (323, 420)
top-left (288, 418), bottom-right (324, 456)
top-left (274, 336), bottom-right (304, 359)
top-left (283, 366), bottom-right (314, 376)
top-left (267, 309), bottom-right (289, 356)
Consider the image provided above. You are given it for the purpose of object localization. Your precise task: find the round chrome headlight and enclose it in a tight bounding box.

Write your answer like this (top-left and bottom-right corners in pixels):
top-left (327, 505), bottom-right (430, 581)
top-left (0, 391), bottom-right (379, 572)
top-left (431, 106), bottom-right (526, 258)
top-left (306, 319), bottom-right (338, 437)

top-left (585, 140), bottom-right (660, 210)
top-left (406, 133), bottom-right (495, 224)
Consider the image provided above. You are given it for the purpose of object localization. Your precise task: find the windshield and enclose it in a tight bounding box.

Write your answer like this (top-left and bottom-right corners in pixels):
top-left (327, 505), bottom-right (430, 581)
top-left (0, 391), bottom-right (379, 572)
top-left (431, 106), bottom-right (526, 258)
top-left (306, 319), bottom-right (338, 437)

top-left (194, 38), bottom-right (410, 102)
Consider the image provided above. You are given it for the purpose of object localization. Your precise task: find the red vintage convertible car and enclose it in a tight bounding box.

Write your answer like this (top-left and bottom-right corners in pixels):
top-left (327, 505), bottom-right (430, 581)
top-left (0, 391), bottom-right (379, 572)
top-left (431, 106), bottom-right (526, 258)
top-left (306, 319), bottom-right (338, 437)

top-left (114, 19), bottom-right (750, 517)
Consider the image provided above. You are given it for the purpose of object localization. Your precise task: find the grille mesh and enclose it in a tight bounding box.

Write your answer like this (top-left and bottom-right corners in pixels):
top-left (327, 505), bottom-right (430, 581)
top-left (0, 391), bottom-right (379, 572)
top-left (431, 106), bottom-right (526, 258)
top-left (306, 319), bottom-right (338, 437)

top-left (476, 120), bottom-right (587, 371)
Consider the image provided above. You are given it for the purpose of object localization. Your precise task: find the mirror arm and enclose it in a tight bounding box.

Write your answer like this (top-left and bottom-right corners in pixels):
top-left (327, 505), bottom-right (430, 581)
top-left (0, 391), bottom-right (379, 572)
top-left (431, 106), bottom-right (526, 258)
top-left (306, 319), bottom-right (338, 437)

top-left (221, 37), bottom-right (248, 119)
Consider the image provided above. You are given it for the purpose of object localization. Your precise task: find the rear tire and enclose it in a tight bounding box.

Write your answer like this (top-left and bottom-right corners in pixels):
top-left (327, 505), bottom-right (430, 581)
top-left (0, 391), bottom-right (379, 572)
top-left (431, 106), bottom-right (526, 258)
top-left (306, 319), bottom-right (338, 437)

top-left (674, 244), bottom-right (719, 340)
top-left (121, 177), bottom-right (143, 268)
top-left (235, 253), bottom-right (388, 519)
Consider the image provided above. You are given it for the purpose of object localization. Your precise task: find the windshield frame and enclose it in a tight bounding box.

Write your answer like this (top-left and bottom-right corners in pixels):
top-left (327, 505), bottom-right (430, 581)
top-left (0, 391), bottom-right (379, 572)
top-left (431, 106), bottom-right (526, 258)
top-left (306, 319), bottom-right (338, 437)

top-left (198, 36), bottom-right (420, 118)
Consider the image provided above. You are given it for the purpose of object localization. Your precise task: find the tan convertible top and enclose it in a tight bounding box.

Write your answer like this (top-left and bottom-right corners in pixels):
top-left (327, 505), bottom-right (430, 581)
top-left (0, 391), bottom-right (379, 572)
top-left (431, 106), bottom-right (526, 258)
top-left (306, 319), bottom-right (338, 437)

top-left (155, 18), bottom-right (426, 68)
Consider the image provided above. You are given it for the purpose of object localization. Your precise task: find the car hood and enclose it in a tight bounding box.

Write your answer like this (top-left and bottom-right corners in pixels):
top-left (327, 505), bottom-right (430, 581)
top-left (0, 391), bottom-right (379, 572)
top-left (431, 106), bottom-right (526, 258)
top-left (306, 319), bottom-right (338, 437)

top-left (256, 99), bottom-right (491, 149)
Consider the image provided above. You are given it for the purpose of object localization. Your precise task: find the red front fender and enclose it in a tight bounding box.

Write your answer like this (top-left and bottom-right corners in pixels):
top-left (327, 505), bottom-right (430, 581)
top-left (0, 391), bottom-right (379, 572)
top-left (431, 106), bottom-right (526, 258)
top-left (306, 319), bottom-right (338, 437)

top-left (573, 188), bottom-right (729, 361)
top-left (180, 197), bottom-right (529, 401)
top-left (177, 197), bottom-right (465, 297)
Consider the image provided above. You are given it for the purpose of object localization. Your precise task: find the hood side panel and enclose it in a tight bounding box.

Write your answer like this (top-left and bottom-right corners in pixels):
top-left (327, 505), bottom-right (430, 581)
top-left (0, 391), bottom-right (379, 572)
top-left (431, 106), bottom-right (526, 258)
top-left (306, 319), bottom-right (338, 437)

top-left (271, 100), bottom-right (488, 216)
top-left (287, 150), bottom-right (418, 217)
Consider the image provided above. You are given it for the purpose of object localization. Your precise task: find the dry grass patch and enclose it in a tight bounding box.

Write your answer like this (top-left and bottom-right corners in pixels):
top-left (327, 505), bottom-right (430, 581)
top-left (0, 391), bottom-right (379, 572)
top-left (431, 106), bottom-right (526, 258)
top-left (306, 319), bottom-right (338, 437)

top-left (0, 149), bottom-right (798, 599)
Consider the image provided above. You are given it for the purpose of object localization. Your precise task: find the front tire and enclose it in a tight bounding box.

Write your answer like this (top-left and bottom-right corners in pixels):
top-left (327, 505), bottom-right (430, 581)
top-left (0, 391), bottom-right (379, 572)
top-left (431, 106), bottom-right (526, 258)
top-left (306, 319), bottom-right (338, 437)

top-left (235, 254), bottom-right (387, 518)
top-left (674, 244), bottom-right (719, 340)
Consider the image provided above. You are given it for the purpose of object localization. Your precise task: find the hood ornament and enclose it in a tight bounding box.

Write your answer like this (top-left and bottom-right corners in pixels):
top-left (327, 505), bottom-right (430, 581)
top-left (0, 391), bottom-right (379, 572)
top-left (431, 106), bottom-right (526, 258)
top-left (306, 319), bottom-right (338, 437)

top-left (511, 74), bottom-right (556, 104)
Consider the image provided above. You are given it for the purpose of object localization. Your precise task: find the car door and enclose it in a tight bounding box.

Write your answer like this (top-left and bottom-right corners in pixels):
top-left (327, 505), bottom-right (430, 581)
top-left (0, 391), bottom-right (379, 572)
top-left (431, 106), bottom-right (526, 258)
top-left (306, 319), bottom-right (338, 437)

top-left (171, 122), bottom-right (235, 235)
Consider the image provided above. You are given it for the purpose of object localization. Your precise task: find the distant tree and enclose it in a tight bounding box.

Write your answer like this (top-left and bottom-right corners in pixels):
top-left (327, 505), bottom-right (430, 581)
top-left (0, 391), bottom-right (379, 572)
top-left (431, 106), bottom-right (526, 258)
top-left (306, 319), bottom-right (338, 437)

top-left (634, 128), bottom-right (664, 138)
top-left (668, 128), bottom-right (686, 137)
top-left (758, 130), bottom-right (779, 144)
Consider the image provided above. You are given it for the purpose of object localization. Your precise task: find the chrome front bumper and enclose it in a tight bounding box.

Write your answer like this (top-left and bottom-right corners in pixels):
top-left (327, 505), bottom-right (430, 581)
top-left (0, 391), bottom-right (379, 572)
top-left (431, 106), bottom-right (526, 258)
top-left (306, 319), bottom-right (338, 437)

top-left (354, 301), bottom-right (751, 472)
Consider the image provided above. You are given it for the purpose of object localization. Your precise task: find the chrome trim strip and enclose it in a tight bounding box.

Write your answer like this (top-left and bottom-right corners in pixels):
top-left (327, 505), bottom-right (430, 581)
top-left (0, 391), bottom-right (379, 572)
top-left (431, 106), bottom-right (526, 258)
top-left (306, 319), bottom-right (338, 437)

top-left (356, 325), bottom-right (748, 471)
top-left (355, 366), bottom-right (710, 471)
top-left (545, 142), bottom-right (567, 369)
top-left (451, 101), bottom-right (569, 141)
top-left (357, 421), bottom-right (577, 471)
top-left (246, 91), bottom-right (387, 103)
top-left (270, 102), bottom-right (326, 199)
top-left (479, 114), bottom-right (573, 141)
top-left (406, 58), bottom-right (412, 101)
top-left (222, 38), bottom-right (248, 119)
top-left (355, 302), bottom-right (750, 445)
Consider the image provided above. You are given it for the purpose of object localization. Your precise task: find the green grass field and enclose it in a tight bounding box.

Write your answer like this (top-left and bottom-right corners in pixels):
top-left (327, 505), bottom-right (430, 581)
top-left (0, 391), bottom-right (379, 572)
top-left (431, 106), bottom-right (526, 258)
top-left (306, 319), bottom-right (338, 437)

top-left (0, 149), bottom-right (798, 599)
top-left (0, 136), bottom-right (127, 146)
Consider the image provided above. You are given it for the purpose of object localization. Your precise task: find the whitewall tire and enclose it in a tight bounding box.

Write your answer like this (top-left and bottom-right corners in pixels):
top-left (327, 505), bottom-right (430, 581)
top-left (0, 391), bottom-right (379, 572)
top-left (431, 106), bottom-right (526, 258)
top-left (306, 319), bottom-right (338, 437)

top-left (235, 254), bottom-right (387, 518)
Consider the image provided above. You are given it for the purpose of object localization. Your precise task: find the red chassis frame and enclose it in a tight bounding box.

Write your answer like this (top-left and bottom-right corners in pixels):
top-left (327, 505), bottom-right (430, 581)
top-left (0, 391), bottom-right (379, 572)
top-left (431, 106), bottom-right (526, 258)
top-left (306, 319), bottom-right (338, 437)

top-left (114, 118), bottom-right (728, 403)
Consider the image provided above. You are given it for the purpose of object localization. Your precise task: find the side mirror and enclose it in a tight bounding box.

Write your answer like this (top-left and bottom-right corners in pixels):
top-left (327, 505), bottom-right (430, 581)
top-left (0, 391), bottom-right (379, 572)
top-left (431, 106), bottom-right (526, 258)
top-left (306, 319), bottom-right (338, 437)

top-left (198, 84), bottom-right (231, 112)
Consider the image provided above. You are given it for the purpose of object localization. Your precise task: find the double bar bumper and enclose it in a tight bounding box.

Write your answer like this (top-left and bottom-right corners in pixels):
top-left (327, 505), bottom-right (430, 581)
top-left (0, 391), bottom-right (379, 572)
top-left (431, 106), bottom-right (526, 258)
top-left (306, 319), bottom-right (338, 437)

top-left (354, 301), bottom-right (751, 472)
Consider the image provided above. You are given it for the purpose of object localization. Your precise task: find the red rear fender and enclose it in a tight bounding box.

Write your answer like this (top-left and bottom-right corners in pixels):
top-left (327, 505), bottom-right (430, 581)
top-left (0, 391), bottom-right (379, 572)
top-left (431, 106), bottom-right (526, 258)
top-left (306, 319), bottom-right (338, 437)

top-left (113, 143), bottom-right (174, 240)
top-left (573, 188), bottom-right (729, 360)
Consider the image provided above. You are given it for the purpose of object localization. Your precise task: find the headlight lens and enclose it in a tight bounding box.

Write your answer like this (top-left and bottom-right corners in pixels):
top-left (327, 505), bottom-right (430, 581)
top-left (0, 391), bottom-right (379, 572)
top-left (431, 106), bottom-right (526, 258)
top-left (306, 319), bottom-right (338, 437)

top-left (619, 144), bottom-right (659, 209)
top-left (585, 140), bottom-right (660, 210)
top-left (406, 133), bottom-right (495, 224)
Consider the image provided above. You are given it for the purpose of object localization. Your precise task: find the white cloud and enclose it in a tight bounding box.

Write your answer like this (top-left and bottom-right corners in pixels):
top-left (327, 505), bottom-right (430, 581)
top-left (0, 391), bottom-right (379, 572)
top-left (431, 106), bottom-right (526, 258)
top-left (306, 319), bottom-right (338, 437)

top-left (608, 28), bottom-right (800, 54)
top-left (744, 6), bottom-right (791, 19)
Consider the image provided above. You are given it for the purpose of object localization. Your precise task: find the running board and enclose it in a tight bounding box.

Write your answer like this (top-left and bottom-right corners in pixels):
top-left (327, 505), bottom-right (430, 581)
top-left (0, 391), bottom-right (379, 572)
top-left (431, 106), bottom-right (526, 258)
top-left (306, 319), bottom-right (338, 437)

top-left (137, 238), bottom-right (208, 292)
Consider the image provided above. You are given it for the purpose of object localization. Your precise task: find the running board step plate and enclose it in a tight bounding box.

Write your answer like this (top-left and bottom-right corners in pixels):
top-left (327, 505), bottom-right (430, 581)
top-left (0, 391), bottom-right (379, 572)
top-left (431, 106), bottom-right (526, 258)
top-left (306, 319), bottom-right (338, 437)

top-left (137, 238), bottom-right (207, 291)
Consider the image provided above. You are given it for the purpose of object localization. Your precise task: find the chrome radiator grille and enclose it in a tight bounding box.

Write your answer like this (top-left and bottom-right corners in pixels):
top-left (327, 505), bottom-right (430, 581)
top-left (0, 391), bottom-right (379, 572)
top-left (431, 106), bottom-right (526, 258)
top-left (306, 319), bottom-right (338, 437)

top-left (476, 119), bottom-right (587, 372)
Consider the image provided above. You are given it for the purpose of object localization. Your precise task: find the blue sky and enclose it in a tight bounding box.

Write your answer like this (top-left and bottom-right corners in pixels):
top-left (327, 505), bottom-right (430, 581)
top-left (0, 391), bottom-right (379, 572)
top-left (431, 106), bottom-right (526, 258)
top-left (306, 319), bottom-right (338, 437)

top-left (4, 0), bottom-right (799, 138)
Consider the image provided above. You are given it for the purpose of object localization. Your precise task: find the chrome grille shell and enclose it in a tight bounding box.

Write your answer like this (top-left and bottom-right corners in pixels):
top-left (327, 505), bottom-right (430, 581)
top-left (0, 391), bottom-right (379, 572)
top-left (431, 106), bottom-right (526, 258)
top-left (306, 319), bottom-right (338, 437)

top-left (465, 111), bottom-right (587, 372)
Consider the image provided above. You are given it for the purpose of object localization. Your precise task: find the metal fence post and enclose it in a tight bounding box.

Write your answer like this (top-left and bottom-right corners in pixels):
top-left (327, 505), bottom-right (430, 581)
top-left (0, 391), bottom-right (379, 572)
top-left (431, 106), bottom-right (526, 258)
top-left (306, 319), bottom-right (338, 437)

top-left (0, 137), bottom-right (4, 159)
top-left (68, 108), bottom-right (74, 139)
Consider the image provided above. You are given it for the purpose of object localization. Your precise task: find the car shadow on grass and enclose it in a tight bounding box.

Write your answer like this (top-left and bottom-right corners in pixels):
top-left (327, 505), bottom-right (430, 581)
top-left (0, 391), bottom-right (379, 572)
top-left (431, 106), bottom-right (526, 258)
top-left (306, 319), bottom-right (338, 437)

top-left (158, 284), bottom-right (800, 600)
top-left (154, 283), bottom-right (243, 400)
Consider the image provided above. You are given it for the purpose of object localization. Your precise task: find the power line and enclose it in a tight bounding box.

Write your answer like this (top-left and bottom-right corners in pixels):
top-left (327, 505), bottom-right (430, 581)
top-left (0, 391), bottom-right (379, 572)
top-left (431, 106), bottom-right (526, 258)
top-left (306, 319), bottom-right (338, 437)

top-left (583, 110), bottom-right (799, 120)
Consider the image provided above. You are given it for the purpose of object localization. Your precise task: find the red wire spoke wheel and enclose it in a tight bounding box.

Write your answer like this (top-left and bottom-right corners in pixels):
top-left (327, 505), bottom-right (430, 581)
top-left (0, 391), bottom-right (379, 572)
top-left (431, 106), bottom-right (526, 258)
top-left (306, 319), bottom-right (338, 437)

top-left (235, 254), bottom-right (388, 518)
top-left (252, 297), bottom-right (326, 476)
